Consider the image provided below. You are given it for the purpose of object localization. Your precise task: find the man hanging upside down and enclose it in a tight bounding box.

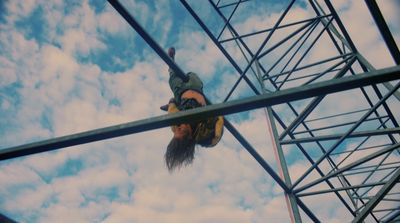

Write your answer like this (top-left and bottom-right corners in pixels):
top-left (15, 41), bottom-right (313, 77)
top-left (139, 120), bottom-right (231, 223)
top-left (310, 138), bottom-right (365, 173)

top-left (161, 47), bottom-right (224, 171)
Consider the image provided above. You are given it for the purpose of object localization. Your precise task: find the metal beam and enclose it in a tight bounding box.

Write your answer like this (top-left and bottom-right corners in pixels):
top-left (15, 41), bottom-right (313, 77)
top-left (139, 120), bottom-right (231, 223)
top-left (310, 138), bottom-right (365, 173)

top-left (313, 0), bottom-right (400, 101)
top-left (294, 143), bottom-right (400, 193)
top-left (180, 0), bottom-right (261, 95)
top-left (279, 56), bottom-right (356, 140)
top-left (292, 79), bottom-right (400, 189)
top-left (365, 0), bottom-right (400, 65)
top-left (297, 181), bottom-right (387, 197)
top-left (351, 168), bottom-right (400, 223)
top-left (221, 15), bottom-right (330, 44)
top-left (107, 0), bottom-right (188, 82)
top-left (383, 209), bottom-right (400, 223)
top-left (281, 127), bottom-right (400, 144)
top-left (1, 65), bottom-right (399, 161)
top-left (0, 213), bottom-right (17, 223)
top-left (224, 121), bottom-right (289, 192)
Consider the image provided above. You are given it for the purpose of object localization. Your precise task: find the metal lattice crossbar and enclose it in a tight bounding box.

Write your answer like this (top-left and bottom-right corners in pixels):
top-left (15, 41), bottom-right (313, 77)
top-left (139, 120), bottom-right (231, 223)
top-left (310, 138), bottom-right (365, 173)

top-left (1, 0), bottom-right (399, 222)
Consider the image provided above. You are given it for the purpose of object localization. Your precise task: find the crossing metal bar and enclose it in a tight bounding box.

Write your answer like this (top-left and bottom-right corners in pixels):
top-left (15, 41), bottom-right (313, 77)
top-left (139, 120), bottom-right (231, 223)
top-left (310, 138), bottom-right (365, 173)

top-left (279, 56), bottom-right (356, 140)
top-left (331, 143), bottom-right (392, 156)
top-left (180, 0), bottom-right (261, 96)
top-left (342, 164), bottom-right (398, 177)
top-left (374, 207), bottom-right (400, 213)
top-left (360, 192), bottom-right (400, 200)
top-left (297, 181), bottom-right (387, 197)
top-left (276, 17), bottom-right (335, 89)
top-left (294, 143), bottom-right (400, 193)
top-left (353, 161), bottom-right (398, 202)
top-left (292, 80), bottom-right (400, 189)
top-left (273, 103), bottom-right (357, 216)
top-left (220, 15), bottom-right (330, 44)
top-left (301, 56), bottom-right (355, 85)
top-left (217, 0), bottom-right (251, 9)
top-left (107, 0), bottom-right (189, 82)
top-left (332, 119), bottom-right (391, 168)
top-left (224, 121), bottom-right (289, 192)
top-left (281, 127), bottom-right (400, 144)
top-left (305, 108), bottom-right (370, 123)
top-left (365, 0), bottom-right (400, 64)
top-left (322, 0), bottom-right (400, 102)
top-left (215, 0), bottom-right (297, 102)
top-left (223, 17), bottom-right (314, 101)
top-left (265, 52), bottom-right (351, 81)
top-left (275, 68), bottom-right (341, 84)
top-left (215, 0), bottom-right (241, 40)
top-left (0, 213), bottom-right (17, 223)
top-left (293, 116), bottom-right (389, 135)
top-left (382, 209), bottom-right (400, 223)
top-left (351, 168), bottom-right (400, 223)
top-left (263, 19), bottom-right (321, 81)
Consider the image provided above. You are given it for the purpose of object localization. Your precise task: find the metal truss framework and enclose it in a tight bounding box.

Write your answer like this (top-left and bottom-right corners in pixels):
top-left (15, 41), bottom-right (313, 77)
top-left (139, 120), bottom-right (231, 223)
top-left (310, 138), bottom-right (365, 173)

top-left (0, 0), bottom-right (399, 222)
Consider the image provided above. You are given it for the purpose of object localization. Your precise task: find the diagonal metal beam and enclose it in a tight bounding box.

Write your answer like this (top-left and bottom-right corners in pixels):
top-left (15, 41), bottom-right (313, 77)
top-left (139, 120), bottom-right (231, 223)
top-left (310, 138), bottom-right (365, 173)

top-left (292, 79), bottom-right (400, 189)
top-left (224, 121), bottom-right (289, 192)
top-left (383, 209), bottom-right (400, 223)
top-left (321, 0), bottom-right (400, 102)
top-left (107, 0), bottom-right (188, 82)
top-left (180, 0), bottom-right (261, 95)
top-left (0, 213), bottom-right (17, 223)
top-left (351, 168), bottom-right (400, 223)
top-left (279, 56), bottom-right (356, 140)
top-left (365, 0), bottom-right (400, 65)
top-left (1, 65), bottom-right (399, 160)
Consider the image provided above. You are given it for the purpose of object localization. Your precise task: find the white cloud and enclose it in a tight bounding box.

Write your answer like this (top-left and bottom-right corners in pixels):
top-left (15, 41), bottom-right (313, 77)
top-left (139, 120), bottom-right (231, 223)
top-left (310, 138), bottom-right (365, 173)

top-left (97, 9), bottom-right (129, 34)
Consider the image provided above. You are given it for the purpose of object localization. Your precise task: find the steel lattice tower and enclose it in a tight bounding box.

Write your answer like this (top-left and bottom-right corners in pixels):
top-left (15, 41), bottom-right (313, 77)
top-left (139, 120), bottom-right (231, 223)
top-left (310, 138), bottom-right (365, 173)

top-left (1, 0), bottom-right (399, 222)
top-left (178, 1), bottom-right (400, 222)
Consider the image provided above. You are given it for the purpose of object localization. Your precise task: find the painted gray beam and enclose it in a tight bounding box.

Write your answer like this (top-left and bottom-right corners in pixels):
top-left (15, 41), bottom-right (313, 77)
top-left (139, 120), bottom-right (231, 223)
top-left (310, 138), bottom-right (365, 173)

top-left (365, 0), bottom-right (400, 65)
top-left (294, 143), bottom-right (400, 193)
top-left (0, 213), bottom-right (17, 223)
top-left (383, 209), bottom-right (400, 223)
top-left (351, 168), bottom-right (400, 223)
top-left (297, 181), bottom-right (387, 197)
top-left (313, 0), bottom-right (400, 101)
top-left (281, 127), bottom-right (400, 144)
top-left (1, 65), bottom-right (399, 161)
top-left (107, 0), bottom-right (188, 82)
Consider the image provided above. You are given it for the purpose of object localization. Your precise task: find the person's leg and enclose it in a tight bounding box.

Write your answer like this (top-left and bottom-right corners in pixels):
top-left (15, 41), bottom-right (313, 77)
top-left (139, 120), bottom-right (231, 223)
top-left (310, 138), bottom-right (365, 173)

top-left (169, 67), bottom-right (185, 102)
top-left (167, 47), bottom-right (186, 104)
top-left (186, 72), bottom-right (203, 93)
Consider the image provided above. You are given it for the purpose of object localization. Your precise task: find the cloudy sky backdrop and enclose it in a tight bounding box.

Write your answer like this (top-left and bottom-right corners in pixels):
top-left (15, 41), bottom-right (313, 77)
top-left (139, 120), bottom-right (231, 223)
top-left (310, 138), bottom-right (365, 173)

top-left (0, 0), bottom-right (399, 222)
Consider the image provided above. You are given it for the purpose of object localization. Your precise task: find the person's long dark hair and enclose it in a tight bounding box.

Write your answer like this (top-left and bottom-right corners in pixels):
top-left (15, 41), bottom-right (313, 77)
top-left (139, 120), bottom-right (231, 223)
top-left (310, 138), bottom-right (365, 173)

top-left (165, 135), bottom-right (196, 172)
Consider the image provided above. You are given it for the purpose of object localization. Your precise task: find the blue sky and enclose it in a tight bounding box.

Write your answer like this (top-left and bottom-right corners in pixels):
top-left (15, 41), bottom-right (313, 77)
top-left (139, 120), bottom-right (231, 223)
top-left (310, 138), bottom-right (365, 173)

top-left (0, 0), bottom-right (399, 222)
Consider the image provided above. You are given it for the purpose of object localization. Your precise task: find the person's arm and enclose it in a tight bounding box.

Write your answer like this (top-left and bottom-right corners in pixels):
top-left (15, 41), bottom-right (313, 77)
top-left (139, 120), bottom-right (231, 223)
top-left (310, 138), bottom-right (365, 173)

top-left (168, 101), bottom-right (179, 132)
top-left (210, 116), bottom-right (224, 146)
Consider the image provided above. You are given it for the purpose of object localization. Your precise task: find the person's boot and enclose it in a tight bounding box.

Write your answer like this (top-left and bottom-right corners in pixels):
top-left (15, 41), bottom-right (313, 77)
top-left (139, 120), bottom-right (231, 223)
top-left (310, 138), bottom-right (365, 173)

top-left (168, 47), bottom-right (175, 60)
top-left (160, 104), bottom-right (169, 111)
